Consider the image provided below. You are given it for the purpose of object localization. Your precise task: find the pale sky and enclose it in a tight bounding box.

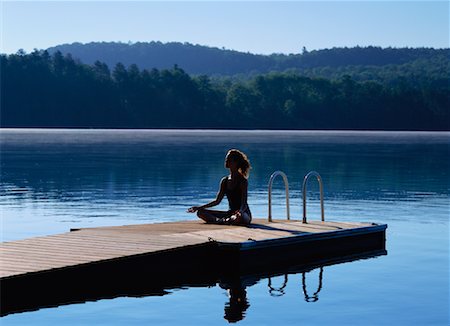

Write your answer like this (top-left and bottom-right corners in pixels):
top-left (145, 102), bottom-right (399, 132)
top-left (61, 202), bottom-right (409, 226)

top-left (1, 1), bottom-right (449, 55)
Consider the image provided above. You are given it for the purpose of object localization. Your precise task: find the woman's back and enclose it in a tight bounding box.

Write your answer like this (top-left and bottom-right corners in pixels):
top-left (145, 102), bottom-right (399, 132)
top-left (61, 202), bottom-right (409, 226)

top-left (223, 175), bottom-right (246, 211)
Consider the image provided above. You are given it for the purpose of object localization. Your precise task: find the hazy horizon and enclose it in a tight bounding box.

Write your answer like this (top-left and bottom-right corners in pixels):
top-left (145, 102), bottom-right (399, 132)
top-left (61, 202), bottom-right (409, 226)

top-left (1, 1), bottom-right (448, 55)
top-left (7, 40), bottom-right (447, 57)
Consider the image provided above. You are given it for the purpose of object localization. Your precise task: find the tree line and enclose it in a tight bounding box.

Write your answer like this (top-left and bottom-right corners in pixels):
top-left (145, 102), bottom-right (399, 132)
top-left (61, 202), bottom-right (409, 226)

top-left (1, 50), bottom-right (448, 130)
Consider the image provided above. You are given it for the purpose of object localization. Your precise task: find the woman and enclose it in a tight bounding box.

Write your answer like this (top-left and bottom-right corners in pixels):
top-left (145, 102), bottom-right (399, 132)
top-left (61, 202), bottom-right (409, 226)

top-left (187, 149), bottom-right (252, 225)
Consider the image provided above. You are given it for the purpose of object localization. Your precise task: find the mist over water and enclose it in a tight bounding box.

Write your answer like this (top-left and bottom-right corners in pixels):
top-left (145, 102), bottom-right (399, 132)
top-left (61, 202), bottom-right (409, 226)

top-left (1, 129), bottom-right (448, 324)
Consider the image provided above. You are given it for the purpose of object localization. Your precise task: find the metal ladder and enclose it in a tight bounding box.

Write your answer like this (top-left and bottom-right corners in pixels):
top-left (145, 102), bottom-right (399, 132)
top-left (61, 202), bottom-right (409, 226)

top-left (302, 171), bottom-right (325, 223)
top-left (268, 171), bottom-right (290, 222)
top-left (267, 170), bottom-right (325, 223)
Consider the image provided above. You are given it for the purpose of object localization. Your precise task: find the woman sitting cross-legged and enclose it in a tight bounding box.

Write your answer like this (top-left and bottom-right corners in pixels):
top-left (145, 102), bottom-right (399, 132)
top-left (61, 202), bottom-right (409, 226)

top-left (187, 149), bottom-right (252, 225)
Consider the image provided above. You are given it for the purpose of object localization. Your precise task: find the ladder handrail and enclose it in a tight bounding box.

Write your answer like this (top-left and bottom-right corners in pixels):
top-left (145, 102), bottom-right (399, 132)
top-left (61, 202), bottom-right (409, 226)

top-left (268, 274), bottom-right (288, 297)
top-left (302, 267), bottom-right (324, 302)
top-left (268, 170), bottom-right (290, 222)
top-left (302, 171), bottom-right (325, 223)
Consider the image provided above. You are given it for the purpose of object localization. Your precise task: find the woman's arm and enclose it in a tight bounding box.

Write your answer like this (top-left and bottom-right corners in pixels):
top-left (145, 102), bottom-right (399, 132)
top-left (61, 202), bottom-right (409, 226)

top-left (188, 177), bottom-right (226, 212)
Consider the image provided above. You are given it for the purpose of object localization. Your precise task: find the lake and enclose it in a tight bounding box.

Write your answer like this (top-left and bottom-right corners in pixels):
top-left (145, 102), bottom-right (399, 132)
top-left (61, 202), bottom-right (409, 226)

top-left (1, 129), bottom-right (449, 325)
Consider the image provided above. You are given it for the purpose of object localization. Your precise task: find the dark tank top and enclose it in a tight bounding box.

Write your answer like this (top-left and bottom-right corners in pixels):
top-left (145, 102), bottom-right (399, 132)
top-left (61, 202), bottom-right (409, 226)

top-left (223, 176), bottom-right (252, 217)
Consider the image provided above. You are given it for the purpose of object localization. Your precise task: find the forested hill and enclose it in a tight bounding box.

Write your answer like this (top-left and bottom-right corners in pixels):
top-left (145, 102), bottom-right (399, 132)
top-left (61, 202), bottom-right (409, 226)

top-left (1, 50), bottom-right (449, 130)
top-left (47, 42), bottom-right (449, 78)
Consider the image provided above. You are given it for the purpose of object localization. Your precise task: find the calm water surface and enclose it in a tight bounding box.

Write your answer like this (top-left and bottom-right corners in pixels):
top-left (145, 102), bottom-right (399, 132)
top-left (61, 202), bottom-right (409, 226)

top-left (1, 129), bottom-right (449, 325)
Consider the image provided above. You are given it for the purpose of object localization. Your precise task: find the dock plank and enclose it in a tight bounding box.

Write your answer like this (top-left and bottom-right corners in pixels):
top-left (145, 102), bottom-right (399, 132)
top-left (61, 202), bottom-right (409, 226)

top-left (3, 234), bottom-right (202, 250)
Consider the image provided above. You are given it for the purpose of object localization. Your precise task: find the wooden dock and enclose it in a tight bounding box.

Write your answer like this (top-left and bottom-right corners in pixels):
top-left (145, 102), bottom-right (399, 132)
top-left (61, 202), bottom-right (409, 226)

top-left (0, 218), bottom-right (386, 316)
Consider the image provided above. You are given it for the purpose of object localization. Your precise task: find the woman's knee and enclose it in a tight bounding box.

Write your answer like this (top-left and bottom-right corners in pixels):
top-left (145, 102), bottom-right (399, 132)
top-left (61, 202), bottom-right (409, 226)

top-left (196, 208), bottom-right (206, 218)
top-left (197, 208), bottom-right (214, 223)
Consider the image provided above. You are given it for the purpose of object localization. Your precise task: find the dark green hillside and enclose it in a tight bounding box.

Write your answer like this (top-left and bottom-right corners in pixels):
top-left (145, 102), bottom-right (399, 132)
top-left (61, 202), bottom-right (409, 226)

top-left (1, 50), bottom-right (448, 130)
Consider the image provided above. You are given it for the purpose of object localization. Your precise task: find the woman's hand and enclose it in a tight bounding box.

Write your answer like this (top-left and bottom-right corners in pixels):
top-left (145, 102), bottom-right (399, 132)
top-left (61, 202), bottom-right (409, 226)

top-left (187, 206), bottom-right (199, 213)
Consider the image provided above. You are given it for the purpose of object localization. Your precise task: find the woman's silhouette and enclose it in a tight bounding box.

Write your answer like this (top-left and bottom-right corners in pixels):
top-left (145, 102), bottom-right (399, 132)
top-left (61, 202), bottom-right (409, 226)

top-left (188, 149), bottom-right (252, 225)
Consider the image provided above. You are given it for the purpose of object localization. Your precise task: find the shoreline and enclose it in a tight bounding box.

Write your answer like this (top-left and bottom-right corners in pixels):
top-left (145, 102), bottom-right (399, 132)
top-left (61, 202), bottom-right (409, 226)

top-left (1, 127), bottom-right (449, 133)
top-left (1, 128), bottom-right (448, 145)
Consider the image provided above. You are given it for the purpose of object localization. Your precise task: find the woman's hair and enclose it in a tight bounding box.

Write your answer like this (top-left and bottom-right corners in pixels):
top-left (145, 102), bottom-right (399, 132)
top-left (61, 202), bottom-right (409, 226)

top-left (227, 149), bottom-right (251, 178)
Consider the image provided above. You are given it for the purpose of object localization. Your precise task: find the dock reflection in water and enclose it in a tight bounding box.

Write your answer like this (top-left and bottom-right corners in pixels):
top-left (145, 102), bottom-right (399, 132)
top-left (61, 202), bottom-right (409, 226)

top-left (1, 249), bottom-right (386, 322)
top-left (217, 250), bottom-right (384, 323)
top-left (221, 267), bottom-right (324, 322)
